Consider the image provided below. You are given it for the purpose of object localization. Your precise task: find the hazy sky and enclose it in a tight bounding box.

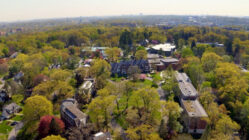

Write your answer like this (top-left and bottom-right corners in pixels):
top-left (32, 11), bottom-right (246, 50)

top-left (1, 0), bottom-right (249, 22)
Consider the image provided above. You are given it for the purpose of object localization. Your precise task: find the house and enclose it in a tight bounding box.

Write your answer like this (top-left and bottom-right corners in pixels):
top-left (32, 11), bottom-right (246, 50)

top-left (0, 31), bottom-right (6, 36)
top-left (93, 132), bottom-right (112, 140)
top-left (111, 60), bottom-right (150, 76)
top-left (160, 57), bottom-right (179, 70)
top-left (0, 90), bottom-right (9, 103)
top-left (147, 54), bottom-right (163, 71)
top-left (147, 54), bottom-right (179, 71)
top-left (175, 72), bottom-right (198, 100)
top-left (14, 72), bottom-right (24, 82)
top-left (60, 98), bottom-right (88, 128)
top-left (148, 43), bottom-right (176, 56)
top-left (82, 47), bottom-right (108, 59)
top-left (197, 42), bottom-right (224, 47)
top-left (1, 103), bottom-right (21, 120)
top-left (181, 99), bottom-right (208, 134)
top-left (48, 64), bottom-right (61, 70)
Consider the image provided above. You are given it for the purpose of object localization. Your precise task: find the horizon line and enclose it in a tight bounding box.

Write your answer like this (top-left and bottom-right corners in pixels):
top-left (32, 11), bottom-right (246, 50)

top-left (0, 14), bottom-right (248, 24)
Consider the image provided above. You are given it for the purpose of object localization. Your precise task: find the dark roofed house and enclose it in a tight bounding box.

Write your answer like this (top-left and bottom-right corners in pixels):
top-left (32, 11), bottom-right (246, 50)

top-left (111, 60), bottom-right (150, 77)
top-left (14, 72), bottom-right (24, 82)
top-left (60, 98), bottom-right (88, 128)
top-left (0, 90), bottom-right (9, 103)
top-left (1, 103), bottom-right (21, 120)
top-left (147, 54), bottom-right (179, 71)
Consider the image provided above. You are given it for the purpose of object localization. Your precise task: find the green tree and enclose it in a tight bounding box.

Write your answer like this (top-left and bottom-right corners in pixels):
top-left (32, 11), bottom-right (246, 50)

top-left (135, 49), bottom-right (147, 60)
top-left (42, 135), bottom-right (65, 140)
top-left (105, 47), bottom-right (121, 62)
top-left (201, 52), bottom-right (222, 72)
top-left (88, 95), bottom-right (116, 131)
top-left (89, 59), bottom-right (111, 89)
top-left (126, 125), bottom-right (162, 140)
top-left (50, 40), bottom-right (65, 49)
top-left (23, 95), bottom-right (53, 122)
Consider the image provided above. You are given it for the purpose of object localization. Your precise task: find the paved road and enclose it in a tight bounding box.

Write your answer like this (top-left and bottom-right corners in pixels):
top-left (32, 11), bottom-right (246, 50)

top-left (8, 122), bottom-right (23, 140)
top-left (157, 84), bottom-right (166, 101)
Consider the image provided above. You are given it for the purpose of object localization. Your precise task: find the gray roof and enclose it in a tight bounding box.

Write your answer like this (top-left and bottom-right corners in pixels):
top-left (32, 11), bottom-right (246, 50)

top-left (61, 98), bottom-right (87, 123)
top-left (147, 54), bottom-right (160, 59)
top-left (181, 99), bottom-right (208, 117)
top-left (2, 103), bottom-right (21, 119)
top-left (175, 72), bottom-right (198, 99)
top-left (161, 57), bottom-right (179, 63)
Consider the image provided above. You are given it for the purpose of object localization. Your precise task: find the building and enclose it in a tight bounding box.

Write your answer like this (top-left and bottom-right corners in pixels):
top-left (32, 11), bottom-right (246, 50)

top-left (147, 54), bottom-right (179, 71)
top-left (14, 72), bottom-right (24, 82)
top-left (160, 58), bottom-right (179, 70)
top-left (197, 42), bottom-right (224, 47)
top-left (148, 43), bottom-right (176, 56)
top-left (0, 90), bottom-right (9, 103)
top-left (111, 60), bottom-right (150, 76)
top-left (175, 72), bottom-right (208, 134)
top-left (60, 98), bottom-right (88, 128)
top-left (0, 31), bottom-right (6, 36)
top-left (93, 132), bottom-right (112, 140)
top-left (175, 72), bottom-right (198, 100)
top-left (82, 47), bottom-right (108, 59)
top-left (181, 99), bottom-right (208, 134)
top-left (1, 103), bottom-right (21, 120)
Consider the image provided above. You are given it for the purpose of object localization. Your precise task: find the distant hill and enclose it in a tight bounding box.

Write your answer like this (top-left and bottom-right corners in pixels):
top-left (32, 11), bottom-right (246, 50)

top-left (1, 15), bottom-right (249, 32)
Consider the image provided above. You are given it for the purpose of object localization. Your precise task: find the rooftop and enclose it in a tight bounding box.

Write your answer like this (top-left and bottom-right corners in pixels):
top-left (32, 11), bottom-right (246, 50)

top-left (62, 99), bottom-right (87, 120)
top-left (161, 57), bottom-right (179, 63)
top-left (147, 54), bottom-right (160, 59)
top-left (151, 43), bottom-right (176, 52)
top-left (175, 72), bottom-right (198, 98)
top-left (181, 99), bottom-right (208, 117)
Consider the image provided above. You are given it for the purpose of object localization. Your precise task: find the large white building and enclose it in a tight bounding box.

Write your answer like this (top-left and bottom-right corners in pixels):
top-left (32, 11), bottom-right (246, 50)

top-left (148, 43), bottom-right (176, 56)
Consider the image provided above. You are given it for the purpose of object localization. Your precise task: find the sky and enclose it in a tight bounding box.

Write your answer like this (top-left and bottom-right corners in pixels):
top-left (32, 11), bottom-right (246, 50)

top-left (0, 0), bottom-right (249, 22)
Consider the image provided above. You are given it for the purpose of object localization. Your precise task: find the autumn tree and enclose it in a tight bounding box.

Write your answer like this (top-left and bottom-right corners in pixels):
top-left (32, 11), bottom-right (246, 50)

top-left (38, 115), bottom-right (65, 138)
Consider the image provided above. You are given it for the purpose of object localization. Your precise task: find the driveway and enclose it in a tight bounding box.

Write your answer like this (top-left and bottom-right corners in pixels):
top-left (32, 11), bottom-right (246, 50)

top-left (8, 122), bottom-right (23, 140)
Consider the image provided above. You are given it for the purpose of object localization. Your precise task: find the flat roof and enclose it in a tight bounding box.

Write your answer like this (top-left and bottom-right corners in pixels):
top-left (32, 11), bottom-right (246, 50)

top-left (147, 54), bottom-right (160, 59)
top-left (175, 72), bottom-right (198, 98)
top-left (161, 57), bottom-right (179, 63)
top-left (181, 99), bottom-right (208, 117)
top-left (151, 43), bottom-right (176, 52)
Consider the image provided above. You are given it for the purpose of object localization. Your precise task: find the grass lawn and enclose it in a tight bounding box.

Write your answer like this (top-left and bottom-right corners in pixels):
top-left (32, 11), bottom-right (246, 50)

top-left (0, 121), bottom-right (12, 134)
top-left (0, 134), bottom-right (8, 140)
top-left (143, 79), bottom-right (153, 86)
top-left (12, 115), bottom-right (23, 122)
top-left (111, 76), bottom-right (125, 82)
